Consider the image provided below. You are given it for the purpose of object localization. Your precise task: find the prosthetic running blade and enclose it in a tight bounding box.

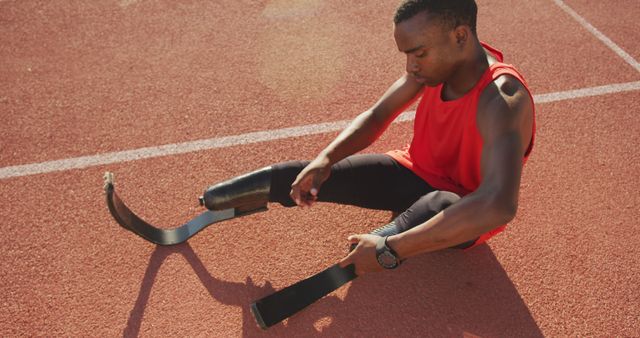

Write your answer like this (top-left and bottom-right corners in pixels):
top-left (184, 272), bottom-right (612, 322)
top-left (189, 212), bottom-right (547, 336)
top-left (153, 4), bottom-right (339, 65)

top-left (250, 263), bottom-right (357, 329)
top-left (103, 172), bottom-right (266, 245)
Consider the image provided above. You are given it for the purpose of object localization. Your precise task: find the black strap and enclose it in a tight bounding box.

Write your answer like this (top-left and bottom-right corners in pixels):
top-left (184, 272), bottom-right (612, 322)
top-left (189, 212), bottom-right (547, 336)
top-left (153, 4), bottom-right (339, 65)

top-left (251, 264), bottom-right (357, 329)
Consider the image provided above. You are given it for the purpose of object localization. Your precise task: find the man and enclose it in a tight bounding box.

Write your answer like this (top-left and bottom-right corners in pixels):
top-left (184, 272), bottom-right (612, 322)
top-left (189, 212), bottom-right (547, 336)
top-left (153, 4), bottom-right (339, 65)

top-left (200, 0), bottom-right (535, 276)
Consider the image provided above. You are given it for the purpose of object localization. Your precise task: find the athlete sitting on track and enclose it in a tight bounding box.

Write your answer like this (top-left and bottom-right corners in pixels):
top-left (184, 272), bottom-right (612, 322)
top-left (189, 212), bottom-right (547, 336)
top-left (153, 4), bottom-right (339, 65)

top-left (200, 0), bottom-right (536, 276)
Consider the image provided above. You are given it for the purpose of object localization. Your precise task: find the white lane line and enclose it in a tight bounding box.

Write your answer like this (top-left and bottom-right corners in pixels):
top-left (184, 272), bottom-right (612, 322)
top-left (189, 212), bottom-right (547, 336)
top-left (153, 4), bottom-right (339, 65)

top-left (553, 0), bottom-right (640, 73)
top-left (534, 81), bottom-right (640, 103)
top-left (1, 81), bottom-right (640, 180)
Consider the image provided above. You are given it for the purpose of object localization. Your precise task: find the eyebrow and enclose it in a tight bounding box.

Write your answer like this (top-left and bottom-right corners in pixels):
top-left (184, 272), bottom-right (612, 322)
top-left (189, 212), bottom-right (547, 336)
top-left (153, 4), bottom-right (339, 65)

top-left (401, 44), bottom-right (425, 54)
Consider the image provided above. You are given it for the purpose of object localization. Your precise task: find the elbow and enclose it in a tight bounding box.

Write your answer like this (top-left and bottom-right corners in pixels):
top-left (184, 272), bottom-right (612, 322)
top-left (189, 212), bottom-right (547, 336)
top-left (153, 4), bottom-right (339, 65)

top-left (485, 194), bottom-right (518, 225)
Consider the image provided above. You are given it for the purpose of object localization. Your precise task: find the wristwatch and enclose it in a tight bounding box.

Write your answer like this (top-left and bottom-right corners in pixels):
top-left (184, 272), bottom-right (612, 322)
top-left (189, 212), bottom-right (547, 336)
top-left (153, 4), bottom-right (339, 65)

top-left (376, 236), bottom-right (400, 269)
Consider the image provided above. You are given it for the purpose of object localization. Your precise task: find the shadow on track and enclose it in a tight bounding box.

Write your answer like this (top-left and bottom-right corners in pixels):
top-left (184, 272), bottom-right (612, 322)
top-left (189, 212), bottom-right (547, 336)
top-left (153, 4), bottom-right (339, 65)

top-left (123, 243), bottom-right (276, 337)
top-left (282, 244), bottom-right (545, 337)
top-left (124, 243), bottom-right (543, 337)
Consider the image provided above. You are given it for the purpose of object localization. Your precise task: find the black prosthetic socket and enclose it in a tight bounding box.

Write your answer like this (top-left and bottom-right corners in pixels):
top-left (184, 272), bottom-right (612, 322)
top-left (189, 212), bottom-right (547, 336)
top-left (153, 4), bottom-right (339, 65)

top-left (200, 167), bottom-right (272, 213)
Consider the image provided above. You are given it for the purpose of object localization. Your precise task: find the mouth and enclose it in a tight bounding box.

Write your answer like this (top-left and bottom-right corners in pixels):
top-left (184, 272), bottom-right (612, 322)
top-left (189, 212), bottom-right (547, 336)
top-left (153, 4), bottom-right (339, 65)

top-left (413, 74), bottom-right (427, 84)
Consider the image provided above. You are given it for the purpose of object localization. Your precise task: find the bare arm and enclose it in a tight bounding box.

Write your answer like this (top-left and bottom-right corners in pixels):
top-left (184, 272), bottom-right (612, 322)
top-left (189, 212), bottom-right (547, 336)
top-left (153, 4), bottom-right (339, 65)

top-left (387, 75), bottom-right (534, 257)
top-left (318, 74), bottom-right (423, 165)
top-left (339, 75), bottom-right (534, 274)
top-left (290, 74), bottom-right (423, 206)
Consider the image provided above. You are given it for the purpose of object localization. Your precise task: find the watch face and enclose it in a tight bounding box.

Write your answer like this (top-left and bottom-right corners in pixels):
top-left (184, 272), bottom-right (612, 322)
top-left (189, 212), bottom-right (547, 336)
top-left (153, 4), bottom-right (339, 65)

top-left (377, 251), bottom-right (398, 269)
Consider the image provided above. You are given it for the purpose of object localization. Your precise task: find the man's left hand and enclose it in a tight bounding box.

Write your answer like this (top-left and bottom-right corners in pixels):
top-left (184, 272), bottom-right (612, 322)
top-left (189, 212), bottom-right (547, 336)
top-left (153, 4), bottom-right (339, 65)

top-left (338, 234), bottom-right (384, 276)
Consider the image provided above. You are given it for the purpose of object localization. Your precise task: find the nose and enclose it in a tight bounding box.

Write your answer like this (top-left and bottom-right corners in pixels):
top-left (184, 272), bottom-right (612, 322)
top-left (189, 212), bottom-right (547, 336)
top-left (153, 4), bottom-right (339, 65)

top-left (406, 55), bottom-right (418, 74)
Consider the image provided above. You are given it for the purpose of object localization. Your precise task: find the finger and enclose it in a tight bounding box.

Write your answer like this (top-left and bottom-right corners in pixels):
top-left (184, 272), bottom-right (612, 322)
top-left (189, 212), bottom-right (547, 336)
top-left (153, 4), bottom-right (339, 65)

top-left (312, 171), bottom-right (327, 194)
top-left (289, 188), bottom-right (301, 206)
top-left (290, 181), bottom-right (307, 206)
top-left (295, 195), bottom-right (304, 207)
top-left (308, 191), bottom-right (318, 204)
top-left (346, 234), bottom-right (363, 252)
top-left (296, 185), bottom-right (314, 207)
top-left (338, 251), bottom-right (355, 268)
top-left (347, 234), bottom-right (362, 243)
top-left (300, 193), bottom-right (313, 208)
top-left (339, 257), bottom-right (360, 276)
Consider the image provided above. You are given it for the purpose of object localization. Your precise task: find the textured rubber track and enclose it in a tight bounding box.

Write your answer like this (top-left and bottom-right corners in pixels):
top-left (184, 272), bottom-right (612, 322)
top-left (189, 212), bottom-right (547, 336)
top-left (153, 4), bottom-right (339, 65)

top-left (103, 172), bottom-right (265, 245)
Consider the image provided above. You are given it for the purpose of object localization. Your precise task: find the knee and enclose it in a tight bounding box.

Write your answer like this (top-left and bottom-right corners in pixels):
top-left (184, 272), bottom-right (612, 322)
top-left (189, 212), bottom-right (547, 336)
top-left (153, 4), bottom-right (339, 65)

top-left (271, 160), bottom-right (308, 180)
top-left (390, 191), bottom-right (461, 233)
top-left (269, 160), bottom-right (310, 207)
top-left (419, 190), bottom-right (461, 212)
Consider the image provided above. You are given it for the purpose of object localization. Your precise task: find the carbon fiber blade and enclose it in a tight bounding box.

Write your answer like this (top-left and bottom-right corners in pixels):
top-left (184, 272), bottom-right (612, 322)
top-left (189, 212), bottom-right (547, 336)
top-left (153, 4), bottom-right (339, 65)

top-left (251, 264), bottom-right (357, 329)
top-left (104, 172), bottom-right (238, 245)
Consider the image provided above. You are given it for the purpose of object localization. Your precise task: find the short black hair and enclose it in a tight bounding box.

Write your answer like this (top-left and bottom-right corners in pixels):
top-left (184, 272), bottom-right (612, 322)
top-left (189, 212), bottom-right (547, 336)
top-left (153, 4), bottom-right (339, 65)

top-left (394, 0), bottom-right (478, 34)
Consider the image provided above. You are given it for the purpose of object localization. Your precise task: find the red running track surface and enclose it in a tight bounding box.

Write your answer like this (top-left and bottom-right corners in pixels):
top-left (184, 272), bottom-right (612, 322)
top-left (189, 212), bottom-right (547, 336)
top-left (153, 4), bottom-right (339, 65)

top-left (1, 0), bottom-right (639, 336)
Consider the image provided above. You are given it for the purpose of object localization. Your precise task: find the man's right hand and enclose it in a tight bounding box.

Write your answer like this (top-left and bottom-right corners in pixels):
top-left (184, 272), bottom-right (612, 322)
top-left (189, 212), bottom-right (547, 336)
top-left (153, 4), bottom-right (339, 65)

top-left (288, 75), bottom-right (422, 207)
top-left (290, 156), bottom-right (332, 208)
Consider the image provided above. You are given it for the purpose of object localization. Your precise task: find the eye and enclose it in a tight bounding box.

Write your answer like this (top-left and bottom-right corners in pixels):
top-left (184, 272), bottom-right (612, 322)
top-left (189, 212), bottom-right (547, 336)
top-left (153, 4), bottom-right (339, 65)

top-left (415, 50), bottom-right (427, 58)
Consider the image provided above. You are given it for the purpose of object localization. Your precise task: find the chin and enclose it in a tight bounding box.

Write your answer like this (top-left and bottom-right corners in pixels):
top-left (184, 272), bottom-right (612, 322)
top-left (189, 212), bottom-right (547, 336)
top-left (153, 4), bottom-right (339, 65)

top-left (423, 79), bottom-right (442, 87)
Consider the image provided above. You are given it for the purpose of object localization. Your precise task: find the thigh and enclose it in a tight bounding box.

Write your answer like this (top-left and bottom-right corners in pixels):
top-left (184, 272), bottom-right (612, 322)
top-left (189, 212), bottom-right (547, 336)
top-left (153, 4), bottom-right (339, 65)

top-left (269, 154), bottom-right (435, 211)
top-left (319, 154), bottom-right (435, 211)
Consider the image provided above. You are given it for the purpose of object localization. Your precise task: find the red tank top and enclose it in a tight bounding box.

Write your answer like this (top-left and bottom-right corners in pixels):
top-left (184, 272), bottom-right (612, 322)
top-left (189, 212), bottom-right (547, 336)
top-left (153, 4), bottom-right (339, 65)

top-left (388, 42), bottom-right (536, 248)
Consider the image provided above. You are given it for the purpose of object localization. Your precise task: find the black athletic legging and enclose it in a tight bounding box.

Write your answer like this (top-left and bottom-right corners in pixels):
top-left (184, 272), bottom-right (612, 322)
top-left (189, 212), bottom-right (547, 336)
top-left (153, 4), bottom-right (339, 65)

top-left (268, 154), bottom-right (477, 249)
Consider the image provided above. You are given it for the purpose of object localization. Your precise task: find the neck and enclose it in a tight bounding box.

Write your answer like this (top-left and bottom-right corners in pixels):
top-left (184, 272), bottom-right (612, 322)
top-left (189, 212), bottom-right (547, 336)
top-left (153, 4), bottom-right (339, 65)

top-left (441, 39), bottom-right (489, 101)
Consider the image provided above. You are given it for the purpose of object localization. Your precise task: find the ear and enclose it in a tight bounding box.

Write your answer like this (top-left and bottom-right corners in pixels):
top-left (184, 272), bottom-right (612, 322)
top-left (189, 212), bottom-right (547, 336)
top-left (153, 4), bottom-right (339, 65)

top-left (453, 26), bottom-right (469, 46)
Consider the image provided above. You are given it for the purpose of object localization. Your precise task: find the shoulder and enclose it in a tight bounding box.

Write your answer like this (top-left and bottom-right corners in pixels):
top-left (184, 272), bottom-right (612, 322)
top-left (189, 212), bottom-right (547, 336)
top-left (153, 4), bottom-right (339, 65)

top-left (476, 74), bottom-right (534, 134)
